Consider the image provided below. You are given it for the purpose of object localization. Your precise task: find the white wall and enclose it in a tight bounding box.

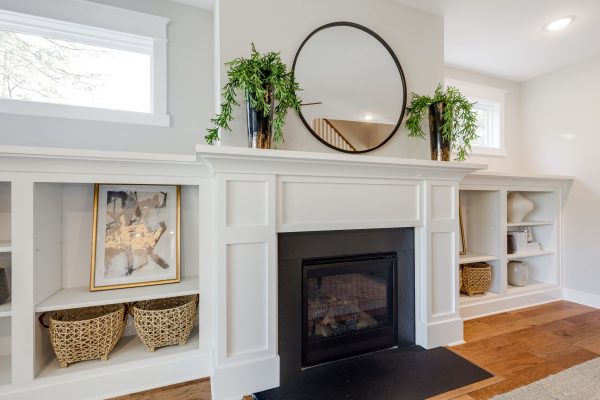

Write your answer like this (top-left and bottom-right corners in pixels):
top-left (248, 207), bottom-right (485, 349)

top-left (0, 0), bottom-right (213, 154)
top-left (216, 0), bottom-right (443, 160)
top-left (444, 66), bottom-right (522, 172)
top-left (521, 54), bottom-right (600, 302)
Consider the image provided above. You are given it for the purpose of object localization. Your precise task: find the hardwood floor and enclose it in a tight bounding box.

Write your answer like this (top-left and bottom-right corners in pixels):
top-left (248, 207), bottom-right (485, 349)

top-left (114, 301), bottom-right (600, 400)
top-left (448, 300), bottom-right (600, 399)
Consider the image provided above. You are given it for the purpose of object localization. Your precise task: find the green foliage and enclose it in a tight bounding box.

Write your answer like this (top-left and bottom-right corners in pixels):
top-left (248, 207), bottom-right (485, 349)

top-left (205, 44), bottom-right (302, 146)
top-left (405, 84), bottom-right (479, 161)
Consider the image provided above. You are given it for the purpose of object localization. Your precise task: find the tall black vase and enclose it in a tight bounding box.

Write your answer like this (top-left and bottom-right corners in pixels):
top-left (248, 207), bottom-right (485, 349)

top-left (428, 102), bottom-right (451, 161)
top-left (246, 88), bottom-right (275, 149)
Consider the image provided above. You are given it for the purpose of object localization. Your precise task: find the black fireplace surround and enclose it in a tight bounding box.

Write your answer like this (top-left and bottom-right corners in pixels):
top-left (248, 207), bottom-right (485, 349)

top-left (278, 228), bottom-right (415, 383)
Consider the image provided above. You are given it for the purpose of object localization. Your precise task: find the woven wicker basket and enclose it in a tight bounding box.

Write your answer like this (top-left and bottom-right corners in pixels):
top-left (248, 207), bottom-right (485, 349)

top-left (42, 304), bottom-right (126, 368)
top-left (132, 295), bottom-right (198, 352)
top-left (460, 262), bottom-right (492, 296)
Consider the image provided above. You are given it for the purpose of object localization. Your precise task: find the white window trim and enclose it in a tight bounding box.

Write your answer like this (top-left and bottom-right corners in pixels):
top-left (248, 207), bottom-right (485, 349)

top-left (445, 78), bottom-right (507, 158)
top-left (0, 6), bottom-right (170, 127)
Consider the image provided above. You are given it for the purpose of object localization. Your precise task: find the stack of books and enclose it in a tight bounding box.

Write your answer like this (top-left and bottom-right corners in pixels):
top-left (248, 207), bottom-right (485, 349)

top-left (507, 231), bottom-right (541, 254)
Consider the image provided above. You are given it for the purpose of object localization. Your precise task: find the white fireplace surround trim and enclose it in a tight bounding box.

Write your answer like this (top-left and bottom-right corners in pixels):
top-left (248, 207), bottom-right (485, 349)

top-left (0, 144), bottom-right (485, 400)
top-left (195, 145), bottom-right (487, 399)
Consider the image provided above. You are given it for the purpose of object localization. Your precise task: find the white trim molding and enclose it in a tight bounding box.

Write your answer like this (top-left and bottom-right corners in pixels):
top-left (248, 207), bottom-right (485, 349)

top-left (445, 78), bottom-right (507, 157)
top-left (0, 6), bottom-right (170, 126)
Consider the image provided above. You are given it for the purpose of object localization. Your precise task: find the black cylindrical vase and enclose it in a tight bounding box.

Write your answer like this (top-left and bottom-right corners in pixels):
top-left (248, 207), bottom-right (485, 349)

top-left (428, 102), bottom-right (451, 161)
top-left (246, 88), bottom-right (275, 149)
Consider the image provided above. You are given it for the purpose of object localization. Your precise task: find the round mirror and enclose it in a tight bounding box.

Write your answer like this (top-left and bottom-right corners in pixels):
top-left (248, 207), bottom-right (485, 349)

top-left (293, 22), bottom-right (407, 153)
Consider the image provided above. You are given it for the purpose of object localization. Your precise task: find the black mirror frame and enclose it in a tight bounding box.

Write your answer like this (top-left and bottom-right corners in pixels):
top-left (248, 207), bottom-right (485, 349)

top-left (292, 21), bottom-right (408, 154)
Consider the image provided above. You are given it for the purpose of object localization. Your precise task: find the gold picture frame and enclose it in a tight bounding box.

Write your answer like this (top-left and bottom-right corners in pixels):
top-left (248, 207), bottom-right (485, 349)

top-left (459, 203), bottom-right (467, 255)
top-left (90, 184), bottom-right (181, 291)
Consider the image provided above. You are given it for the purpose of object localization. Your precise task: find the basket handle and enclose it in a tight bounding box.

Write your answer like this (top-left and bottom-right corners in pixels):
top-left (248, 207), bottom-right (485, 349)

top-left (38, 312), bottom-right (49, 329)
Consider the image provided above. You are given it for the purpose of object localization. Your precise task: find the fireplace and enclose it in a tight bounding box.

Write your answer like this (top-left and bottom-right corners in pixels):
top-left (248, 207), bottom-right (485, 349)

top-left (302, 253), bottom-right (397, 367)
top-left (278, 228), bottom-right (414, 383)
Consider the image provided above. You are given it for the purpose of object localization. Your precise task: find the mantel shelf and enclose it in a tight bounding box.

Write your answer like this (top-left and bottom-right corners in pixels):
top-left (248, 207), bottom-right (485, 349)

top-left (36, 276), bottom-right (199, 312)
top-left (195, 144), bottom-right (487, 180)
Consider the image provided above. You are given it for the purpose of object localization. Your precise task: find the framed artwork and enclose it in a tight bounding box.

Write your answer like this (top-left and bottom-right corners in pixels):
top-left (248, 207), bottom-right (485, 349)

top-left (90, 184), bottom-right (180, 291)
top-left (459, 204), bottom-right (467, 255)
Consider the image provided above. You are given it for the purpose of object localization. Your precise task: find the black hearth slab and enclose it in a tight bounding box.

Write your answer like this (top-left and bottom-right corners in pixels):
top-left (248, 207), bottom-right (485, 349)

top-left (254, 346), bottom-right (492, 400)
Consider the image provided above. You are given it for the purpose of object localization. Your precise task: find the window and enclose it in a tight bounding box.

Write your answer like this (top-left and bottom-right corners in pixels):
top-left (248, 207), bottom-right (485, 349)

top-left (445, 78), bottom-right (506, 157)
top-left (0, 7), bottom-right (169, 126)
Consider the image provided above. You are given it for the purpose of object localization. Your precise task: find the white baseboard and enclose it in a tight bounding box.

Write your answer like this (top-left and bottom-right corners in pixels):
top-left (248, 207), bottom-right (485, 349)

top-left (563, 288), bottom-right (600, 309)
top-left (211, 356), bottom-right (279, 400)
top-left (0, 352), bottom-right (212, 400)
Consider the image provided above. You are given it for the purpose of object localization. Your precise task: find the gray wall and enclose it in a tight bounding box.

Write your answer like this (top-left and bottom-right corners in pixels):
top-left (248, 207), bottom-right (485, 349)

top-left (0, 0), bottom-right (213, 155)
top-left (216, 0), bottom-right (443, 159)
top-left (520, 54), bottom-right (600, 300)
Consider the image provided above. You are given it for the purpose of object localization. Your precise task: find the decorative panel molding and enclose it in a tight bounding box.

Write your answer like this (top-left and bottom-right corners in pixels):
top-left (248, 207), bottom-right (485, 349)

top-left (226, 242), bottom-right (269, 358)
top-left (226, 180), bottom-right (267, 227)
top-left (431, 184), bottom-right (455, 221)
top-left (279, 177), bottom-right (421, 232)
top-left (430, 232), bottom-right (456, 318)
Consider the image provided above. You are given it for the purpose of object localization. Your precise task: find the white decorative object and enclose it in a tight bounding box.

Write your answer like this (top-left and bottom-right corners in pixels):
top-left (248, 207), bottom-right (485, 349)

top-left (508, 261), bottom-right (530, 287)
top-left (507, 192), bottom-right (534, 223)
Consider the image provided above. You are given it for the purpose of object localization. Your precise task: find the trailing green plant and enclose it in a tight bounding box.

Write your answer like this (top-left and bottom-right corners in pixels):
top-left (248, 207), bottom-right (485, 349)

top-left (405, 84), bottom-right (479, 161)
top-left (205, 43), bottom-right (302, 146)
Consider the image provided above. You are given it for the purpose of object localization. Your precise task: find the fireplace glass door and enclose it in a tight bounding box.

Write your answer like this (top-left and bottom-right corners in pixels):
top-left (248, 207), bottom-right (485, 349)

top-left (302, 253), bottom-right (397, 367)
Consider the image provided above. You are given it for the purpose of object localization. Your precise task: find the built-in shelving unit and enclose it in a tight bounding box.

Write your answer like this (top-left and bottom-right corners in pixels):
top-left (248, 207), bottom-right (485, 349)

top-left (32, 181), bottom-right (202, 382)
top-left (458, 173), bottom-right (568, 319)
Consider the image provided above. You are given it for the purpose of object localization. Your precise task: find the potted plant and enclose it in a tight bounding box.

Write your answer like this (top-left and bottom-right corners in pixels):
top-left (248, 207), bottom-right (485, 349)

top-left (205, 44), bottom-right (302, 149)
top-left (405, 84), bottom-right (478, 161)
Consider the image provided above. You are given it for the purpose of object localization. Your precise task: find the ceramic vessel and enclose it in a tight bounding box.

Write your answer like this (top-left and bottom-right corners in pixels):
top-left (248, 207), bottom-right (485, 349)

top-left (507, 261), bottom-right (529, 287)
top-left (507, 192), bottom-right (534, 223)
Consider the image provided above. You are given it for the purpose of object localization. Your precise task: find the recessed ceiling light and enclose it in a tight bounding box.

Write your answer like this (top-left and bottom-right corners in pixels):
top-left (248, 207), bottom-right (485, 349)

top-left (545, 17), bottom-right (574, 31)
top-left (364, 114), bottom-right (373, 121)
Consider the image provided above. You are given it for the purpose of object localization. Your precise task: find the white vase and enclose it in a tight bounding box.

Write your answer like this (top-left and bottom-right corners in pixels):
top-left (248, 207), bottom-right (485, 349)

top-left (508, 261), bottom-right (529, 287)
top-left (507, 192), bottom-right (534, 223)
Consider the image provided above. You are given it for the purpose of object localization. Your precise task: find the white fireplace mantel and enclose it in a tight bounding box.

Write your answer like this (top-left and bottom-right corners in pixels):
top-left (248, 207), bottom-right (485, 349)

top-left (195, 145), bottom-right (487, 399)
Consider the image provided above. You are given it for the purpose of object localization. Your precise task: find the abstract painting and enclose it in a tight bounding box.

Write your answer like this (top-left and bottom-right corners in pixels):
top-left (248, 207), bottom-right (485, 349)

top-left (91, 184), bottom-right (180, 291)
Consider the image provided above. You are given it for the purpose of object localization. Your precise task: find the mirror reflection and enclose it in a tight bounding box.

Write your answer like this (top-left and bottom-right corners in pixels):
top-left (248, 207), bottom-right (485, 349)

top-left (293, 23), bottom-right (406, 153)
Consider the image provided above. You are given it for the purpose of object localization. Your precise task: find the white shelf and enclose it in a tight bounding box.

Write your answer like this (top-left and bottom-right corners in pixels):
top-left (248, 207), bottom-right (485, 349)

top-left (507, 221), bottom-right (553, 227)
top-left (507, 250), bottom-right (554, 260)
top-left (0, 241), bottom-right (10, 253)
top-left (460, 291), bottom-right (501, 305)
top-left (507, 280), bottom-right (557, 295)
top-left (37, 327), bottom-right (199, 379)
top-left (459, 252), bottom-right (499, 264)
top-left (0, 302), bottom-right (11, 318)
top-left (0, 355), bottom-right (10, 386)
top-left (36, 276), bottom-right (199, 312)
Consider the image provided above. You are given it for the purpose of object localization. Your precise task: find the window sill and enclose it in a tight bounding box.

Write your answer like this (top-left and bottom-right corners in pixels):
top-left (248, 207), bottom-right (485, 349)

top-left (0, 99), bottom-right (170, 127)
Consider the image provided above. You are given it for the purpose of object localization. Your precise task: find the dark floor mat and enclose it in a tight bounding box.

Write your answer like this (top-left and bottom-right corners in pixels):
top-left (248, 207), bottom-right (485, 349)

top-left (255, 346), bottom-right (492, 400)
